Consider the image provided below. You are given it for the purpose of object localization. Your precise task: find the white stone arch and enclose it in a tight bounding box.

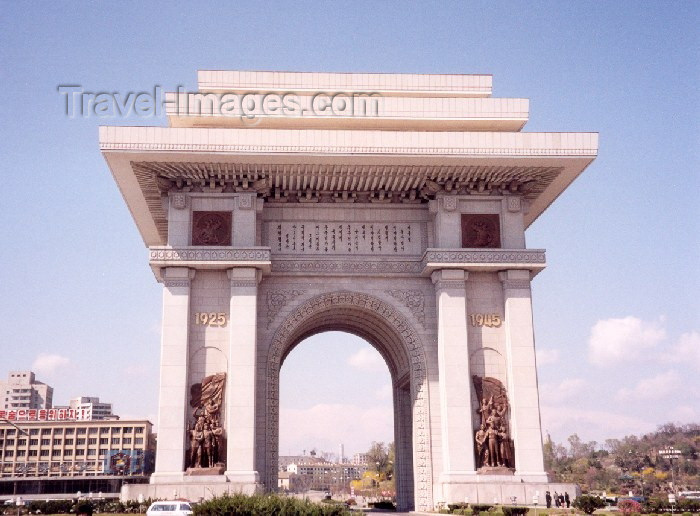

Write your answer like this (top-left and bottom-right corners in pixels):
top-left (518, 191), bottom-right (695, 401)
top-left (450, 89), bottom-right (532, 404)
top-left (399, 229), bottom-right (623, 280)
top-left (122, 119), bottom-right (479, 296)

top-left (263, 290), bottom-right (433, 511)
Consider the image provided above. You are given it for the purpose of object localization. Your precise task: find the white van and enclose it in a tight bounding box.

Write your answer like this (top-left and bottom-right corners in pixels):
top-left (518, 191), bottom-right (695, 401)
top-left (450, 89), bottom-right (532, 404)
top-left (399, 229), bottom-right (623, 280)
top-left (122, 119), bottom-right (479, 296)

top-left (146, 501), bottom-right (193, 516)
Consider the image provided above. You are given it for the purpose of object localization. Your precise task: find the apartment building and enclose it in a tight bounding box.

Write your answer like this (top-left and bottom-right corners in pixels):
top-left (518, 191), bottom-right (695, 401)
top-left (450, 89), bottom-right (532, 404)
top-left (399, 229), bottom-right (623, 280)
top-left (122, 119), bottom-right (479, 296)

top-left (0, 371), bottom-right (53, 411)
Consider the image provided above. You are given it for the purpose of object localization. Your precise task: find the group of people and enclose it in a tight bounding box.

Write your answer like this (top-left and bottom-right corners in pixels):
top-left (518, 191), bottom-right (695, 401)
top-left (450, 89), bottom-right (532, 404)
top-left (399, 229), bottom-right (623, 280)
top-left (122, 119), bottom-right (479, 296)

top-left (474, 395), bottom-right (514, 469)
top-left (189, 414), bottom-right (224, 468)
top-left (545, 491), bottom-right (570, 508)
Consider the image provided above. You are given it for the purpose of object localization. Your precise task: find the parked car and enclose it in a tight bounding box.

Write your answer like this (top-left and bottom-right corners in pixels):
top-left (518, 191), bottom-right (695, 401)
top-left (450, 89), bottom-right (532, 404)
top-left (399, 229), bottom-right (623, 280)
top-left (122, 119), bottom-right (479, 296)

top-left (146, 501), bottom-right (193, 516)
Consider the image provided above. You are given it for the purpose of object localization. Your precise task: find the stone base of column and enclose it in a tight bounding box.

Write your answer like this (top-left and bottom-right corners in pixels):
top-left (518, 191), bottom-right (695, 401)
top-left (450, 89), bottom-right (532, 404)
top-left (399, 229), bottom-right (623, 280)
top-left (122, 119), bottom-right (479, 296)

top-left (121, 474), bottom-right (260, 502)
top-left (149, 471), bottom-right (186, 484)
top-left (437, 480), bottom-right (580, 507)
top-left (225, 470), bottom-right (260, 484)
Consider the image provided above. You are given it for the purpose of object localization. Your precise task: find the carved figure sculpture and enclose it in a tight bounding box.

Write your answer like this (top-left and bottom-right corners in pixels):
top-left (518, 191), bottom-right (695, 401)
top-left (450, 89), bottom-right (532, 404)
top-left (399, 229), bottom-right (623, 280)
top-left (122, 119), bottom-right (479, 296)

top-left (473, 376), bottom-right (515, 469)
top-left (187, 372), bottom-right (226, 469)
top-left (189, 416), bottom-right (205, 467)
top-left (474, 424), bottom-right (488, 466)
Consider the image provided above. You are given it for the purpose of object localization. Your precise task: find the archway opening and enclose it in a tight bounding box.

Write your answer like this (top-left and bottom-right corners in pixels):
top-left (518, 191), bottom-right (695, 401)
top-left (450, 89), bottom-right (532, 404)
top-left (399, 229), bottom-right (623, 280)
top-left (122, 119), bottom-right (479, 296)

top-left (264, 291), bottom-right (431, 511)
top-left (279, 331), bottom-right (395, 504)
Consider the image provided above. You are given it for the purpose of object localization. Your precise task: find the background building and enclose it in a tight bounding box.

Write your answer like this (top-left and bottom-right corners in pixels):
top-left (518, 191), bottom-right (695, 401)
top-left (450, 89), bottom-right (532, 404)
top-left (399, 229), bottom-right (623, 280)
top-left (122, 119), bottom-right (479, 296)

top-left (61, 397), bottom-right (116, 420)
top-left (286, 461), bottom-right (365, 492)
top-left (353, 453), bottom-right (369, 466)
top-left (0, 419), bottom-right (154, 500)
top-left (0, 371), bottom-right (53, 411)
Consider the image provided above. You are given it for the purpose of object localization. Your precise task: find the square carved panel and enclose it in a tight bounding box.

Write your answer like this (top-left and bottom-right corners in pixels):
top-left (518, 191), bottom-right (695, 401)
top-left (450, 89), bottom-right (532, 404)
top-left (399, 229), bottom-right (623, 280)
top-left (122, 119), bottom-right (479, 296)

top-left (461, 214), bottom-right (501, 248)
top-left (191, 211), bottom-right (232, 246)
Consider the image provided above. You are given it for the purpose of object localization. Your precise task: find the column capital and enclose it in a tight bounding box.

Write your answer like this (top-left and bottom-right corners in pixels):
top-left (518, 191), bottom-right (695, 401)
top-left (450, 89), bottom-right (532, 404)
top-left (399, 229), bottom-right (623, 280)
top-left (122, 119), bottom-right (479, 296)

top-left (431, 268), bottom-right (469, 289)
top-left (498, 269), bottom-right (531, 291)
top-left (227, 267), bottom-right (262, 287)
top-left (161, 266), bottom-right (195, 288)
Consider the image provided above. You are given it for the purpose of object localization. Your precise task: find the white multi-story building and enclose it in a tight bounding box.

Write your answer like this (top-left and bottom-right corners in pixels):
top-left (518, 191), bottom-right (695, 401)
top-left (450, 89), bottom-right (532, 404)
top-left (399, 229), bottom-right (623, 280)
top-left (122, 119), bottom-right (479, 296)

top-left (0, 371), bottom-right (53, 411)
top-left (69, 397), bottom-right (116, 420)
top-left (286, 462), bottom-right (365, 491)
top-left (353, 453), bottom-right (369, 466)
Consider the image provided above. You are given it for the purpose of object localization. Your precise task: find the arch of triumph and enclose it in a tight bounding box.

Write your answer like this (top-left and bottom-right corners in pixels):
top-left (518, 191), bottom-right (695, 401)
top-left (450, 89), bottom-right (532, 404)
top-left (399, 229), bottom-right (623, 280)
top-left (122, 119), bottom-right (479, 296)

top-left (100, 70), bottom-right (597, 511)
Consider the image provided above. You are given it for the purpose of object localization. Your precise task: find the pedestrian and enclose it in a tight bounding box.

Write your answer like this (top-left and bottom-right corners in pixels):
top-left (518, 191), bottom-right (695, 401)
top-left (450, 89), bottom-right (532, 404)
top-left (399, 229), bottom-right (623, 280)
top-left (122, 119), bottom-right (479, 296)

top-left (565, 492), bottom-right (570, 508)
top-left (546, 491), bottom-right (552, 509)
top-left (554, 491), bottom-right (560, 507)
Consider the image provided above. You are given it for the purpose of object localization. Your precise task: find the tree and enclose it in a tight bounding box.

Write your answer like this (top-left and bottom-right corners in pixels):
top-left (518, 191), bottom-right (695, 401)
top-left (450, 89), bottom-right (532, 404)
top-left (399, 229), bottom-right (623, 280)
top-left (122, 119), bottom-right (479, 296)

top-left (366, 441), bottom-right (390, 476)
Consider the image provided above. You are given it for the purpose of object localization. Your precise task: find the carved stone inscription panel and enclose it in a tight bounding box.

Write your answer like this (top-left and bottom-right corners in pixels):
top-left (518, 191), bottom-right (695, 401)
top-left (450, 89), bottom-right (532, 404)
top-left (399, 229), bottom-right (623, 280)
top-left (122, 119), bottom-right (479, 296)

top-left (265, 221), bottom-right (424, 255)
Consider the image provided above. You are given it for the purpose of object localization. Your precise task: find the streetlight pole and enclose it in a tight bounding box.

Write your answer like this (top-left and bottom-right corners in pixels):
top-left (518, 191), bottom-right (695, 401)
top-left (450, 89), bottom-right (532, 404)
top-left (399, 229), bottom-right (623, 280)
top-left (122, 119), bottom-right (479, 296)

top-left (659, 447), bottom-right (682, 496)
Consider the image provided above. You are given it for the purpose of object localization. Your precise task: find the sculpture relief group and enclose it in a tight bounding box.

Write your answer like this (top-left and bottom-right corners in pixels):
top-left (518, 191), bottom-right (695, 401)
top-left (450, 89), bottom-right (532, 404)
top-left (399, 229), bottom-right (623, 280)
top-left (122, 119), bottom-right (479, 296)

top-left (187, 373), bottom-right (226, 470)
top-left (473, 376), bottom-right (515, 470)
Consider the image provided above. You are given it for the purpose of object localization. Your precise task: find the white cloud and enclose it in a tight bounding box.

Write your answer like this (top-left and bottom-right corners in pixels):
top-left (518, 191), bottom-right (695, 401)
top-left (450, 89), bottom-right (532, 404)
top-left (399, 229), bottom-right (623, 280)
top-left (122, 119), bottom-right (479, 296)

top-left (536, 348), bottom-right (560, 366)
top-left (375, 383), bottom-right (392, 401)
top-left (615, 370), bottom-right (682, 402)
top-left (662, 331), bottom-right (700, 370)
top-left (347, 347), bottom-right (387, 373)
top-left (32, 353), bottom-right (70, 375)
top-left (588, 316), bottom-right (666, 366)
top-left (280, 403), bottom-right (393, 456)
top-left (540, 378), bottom-right (587, 404)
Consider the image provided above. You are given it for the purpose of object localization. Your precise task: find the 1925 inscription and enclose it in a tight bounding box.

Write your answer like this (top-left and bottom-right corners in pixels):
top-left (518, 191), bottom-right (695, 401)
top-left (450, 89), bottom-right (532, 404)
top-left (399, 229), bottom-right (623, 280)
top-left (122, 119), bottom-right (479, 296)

top-left (194, 312), bottom-right (227, 327)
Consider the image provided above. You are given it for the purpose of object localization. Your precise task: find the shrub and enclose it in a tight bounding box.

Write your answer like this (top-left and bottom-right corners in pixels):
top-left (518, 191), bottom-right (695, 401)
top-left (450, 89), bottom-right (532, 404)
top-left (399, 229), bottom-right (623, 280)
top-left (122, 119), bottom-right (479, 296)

top-left (472, 504), bottom-right (494, 515)
top-left (618, 499), bottom-right (643, 515)
top-left (449, 502), bottom-right (469, 511)
top-left (502, 507), bottom-right (529, 516)
top-left (572, 495), bottom-right (606, 515)
top-left (678, 499), bottom-right (700, 513)
top-left (370, 499), bottom-right (396, 510)
top-left (193, 493), bottom-right (353, 516)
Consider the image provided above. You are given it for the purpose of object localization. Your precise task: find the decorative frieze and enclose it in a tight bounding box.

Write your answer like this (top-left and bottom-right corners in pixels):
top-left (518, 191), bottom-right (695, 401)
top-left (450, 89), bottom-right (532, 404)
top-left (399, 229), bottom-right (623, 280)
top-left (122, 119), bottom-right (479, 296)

top-left (266, 289), bottom-right (306, 328)
top-left (386, 290), bottom-right (425, 327)
top-left (271, 259), bottom-right (422, 275)
top-left (237, 194), bottom-right (253, 210)
top-left (442, 196), bottom-right (457, 212)
top-left (150, 247), bottom-right (270, 262)
top-left (501, 279), bottom-right (532, 290)
top-left (421, 249), bottom-right (546, 278)
top-left (163, 279), bottom-right (191, 288)
top-left (507, 196), bottom-right (521, 213)
top-left (172, 193), bottom-right (187, 210)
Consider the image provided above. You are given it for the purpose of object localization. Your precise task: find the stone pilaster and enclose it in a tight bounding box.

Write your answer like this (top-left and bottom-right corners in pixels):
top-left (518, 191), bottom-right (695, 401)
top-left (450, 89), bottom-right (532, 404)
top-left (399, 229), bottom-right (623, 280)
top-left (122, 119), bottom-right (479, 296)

top-left (499, 269), bottom-right (548, 481)
top-left (233, 193), bottom-right (257, 246)
top-left (432, 269), bottom-right (476, 492)
top-left (152, 267), bottom-right (194, 482)
top-left (225, 267), bottom-right (261, 484)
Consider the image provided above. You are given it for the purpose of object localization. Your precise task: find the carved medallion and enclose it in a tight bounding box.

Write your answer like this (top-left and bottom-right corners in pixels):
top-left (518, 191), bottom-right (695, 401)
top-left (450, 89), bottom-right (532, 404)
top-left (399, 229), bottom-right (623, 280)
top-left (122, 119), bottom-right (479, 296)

top-left (192, 211), bottom-right (232, 246)
top-left (461, 214), bottom-right (501, 248)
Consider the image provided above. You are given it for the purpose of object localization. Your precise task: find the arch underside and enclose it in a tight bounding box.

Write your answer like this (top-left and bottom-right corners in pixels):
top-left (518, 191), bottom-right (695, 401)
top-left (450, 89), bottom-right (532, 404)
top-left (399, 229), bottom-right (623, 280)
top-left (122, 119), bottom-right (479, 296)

top-left (264, 291), bottom-right (433, 511)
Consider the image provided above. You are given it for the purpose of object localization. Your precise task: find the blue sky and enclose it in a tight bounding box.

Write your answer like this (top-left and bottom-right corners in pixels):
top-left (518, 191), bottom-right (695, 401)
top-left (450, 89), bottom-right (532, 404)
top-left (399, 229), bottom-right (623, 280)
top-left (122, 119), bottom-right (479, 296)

top-left (0, 1), bottom-right (698, 456)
